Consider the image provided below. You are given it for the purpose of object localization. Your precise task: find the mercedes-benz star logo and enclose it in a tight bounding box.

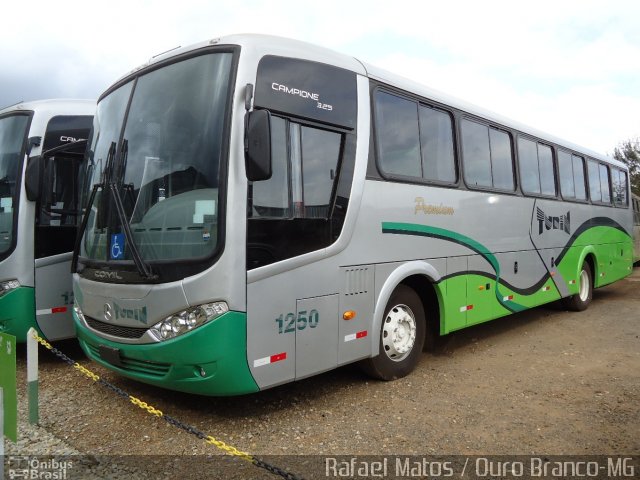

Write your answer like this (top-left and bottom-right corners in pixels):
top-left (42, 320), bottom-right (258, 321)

top-left (104, 303), bottom-right (113, 322)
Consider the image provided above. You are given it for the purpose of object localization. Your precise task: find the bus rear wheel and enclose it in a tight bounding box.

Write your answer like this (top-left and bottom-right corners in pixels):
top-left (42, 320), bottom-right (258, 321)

top-left (563, 262), bottom-right (593, 311)
top-left (361, 285), bottom-right (426, 381)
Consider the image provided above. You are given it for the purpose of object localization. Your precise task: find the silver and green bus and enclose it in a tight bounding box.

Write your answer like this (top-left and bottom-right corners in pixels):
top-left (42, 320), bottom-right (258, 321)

top-left (0, 99), bottom-right (94, 342)
top-left (71, 35), bottom-right (633, 395)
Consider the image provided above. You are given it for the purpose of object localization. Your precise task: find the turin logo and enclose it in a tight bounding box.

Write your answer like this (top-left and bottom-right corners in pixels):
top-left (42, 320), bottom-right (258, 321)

top-left (537, 207), bottom-right (570, 235)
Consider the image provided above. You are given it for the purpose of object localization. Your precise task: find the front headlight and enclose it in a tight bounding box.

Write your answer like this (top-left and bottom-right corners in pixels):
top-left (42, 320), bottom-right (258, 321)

top-left (0, 279), bottom-right (20, 297)
top-left (149, 301), bottom-right (228, 341)
top-left (73, 300), bottom-right (86, 322)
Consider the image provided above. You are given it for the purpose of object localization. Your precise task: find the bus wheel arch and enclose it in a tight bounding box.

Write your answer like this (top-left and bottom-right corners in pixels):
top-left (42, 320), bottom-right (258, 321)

top-left (361, 283), bottom-right (426, 380)
top-left (363, 262), bottom-right (440, 380)
top-left (402, 274), bottom-right (440, 351)
top-left (563, 251), bottom-right (596, 311)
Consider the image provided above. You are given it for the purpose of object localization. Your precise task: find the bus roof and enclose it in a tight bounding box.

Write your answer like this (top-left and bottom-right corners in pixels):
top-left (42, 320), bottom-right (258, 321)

top-left (0, 99), bottom-right (95, 117)
top-left (112, 34), bottom-right (625, 170)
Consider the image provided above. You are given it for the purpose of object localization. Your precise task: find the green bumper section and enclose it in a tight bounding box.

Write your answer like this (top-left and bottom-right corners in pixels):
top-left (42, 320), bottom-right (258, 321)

top-left (74, 310), bottom-right (259, 396)
top-left (0, 286), bottom-right (40, 343)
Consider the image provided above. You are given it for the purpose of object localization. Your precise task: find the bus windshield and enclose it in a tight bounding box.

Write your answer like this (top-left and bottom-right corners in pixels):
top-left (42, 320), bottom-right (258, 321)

top-left (0, 114), bottom-right (30, 256)
top-left (80, 52), bottom-right (234, 266)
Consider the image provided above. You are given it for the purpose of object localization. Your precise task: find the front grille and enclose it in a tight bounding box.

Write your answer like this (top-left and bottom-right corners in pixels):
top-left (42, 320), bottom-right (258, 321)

top-left (85, 344), bottom-right (171, 378)
top-left (85, 316), bottom-right (149, 339)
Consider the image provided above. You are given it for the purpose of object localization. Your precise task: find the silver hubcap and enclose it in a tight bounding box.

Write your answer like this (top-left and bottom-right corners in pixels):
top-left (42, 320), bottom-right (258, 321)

top-left (579, 269), bottom-right (590, 302)
top-left (382, 304), bottom-right (417, 362)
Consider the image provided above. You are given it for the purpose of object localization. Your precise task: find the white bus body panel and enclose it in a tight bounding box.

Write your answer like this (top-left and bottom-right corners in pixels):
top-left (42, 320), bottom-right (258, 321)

top-left (0, 99), bottom-right (95, 341)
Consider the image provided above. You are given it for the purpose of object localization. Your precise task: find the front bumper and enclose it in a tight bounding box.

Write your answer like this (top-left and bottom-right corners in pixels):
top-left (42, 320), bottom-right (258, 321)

top-left (75, 310), bottom-right (259, 396)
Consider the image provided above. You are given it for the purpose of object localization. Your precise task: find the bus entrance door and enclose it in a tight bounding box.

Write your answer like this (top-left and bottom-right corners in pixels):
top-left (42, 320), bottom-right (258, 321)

top-left (34, 253), bottom-right (74, 340)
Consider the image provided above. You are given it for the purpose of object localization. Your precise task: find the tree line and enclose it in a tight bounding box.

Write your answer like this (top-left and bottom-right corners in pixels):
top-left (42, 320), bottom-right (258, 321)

top-left (613, 138), bottom-right (640, 196)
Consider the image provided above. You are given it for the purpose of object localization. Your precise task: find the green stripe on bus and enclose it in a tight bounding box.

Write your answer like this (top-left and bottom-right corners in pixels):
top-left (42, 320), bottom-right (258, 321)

top-left (381, 221), bottom-right (633, 317)
top-left (0, 286), bottom-right (39, 343)
top-left (382, 222), bottom-right (527, 312)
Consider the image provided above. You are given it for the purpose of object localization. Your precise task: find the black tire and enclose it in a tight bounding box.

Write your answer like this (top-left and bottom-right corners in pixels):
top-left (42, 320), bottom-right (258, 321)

top-left (361, 285), bottom-right (426, 380)
top-left (562, 262), bottom-right (593, 311)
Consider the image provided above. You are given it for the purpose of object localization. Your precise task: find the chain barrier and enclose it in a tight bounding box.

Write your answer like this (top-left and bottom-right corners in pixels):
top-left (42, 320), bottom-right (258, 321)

top-left (32, 331), bottom-right (303, 480)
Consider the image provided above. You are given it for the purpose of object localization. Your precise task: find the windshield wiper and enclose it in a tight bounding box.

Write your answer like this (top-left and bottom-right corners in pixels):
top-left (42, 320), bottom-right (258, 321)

top-left (109, 182), bottom-right (156, 280)
top-left (42, 139), bottom-right (88, 158)
top-left (71, 182), bottom-right (100, 274)
top-left (72, 141), bottom-right (156, 281)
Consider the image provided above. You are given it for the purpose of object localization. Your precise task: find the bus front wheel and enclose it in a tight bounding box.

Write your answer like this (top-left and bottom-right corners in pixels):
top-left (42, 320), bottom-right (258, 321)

top-left (563, 262), bottom-right (593, 311)
top-left (361, 285), bottom-right (426, 381)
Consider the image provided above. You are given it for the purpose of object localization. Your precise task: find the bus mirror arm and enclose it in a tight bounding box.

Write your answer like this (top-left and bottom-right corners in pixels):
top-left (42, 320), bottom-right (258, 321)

top-left (244, 109), bottom-right (273, 182)
top-left (24, 155), bottom-right (44, 202)
top-left (244, 83), bottom-right (254, 111)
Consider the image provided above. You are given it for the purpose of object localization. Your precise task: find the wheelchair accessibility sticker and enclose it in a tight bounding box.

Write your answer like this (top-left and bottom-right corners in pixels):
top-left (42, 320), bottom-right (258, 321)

top-left (110, 233), bottom-right (125, 260)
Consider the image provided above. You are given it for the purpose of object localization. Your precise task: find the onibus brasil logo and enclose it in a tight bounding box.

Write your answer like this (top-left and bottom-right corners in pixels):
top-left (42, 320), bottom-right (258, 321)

top-left (537, 207), bottom-right (570, 235)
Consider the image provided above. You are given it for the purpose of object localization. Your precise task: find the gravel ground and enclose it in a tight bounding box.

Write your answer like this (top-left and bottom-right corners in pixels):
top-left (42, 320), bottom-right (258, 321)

top-left (7, 268), bottom-right (640, 479)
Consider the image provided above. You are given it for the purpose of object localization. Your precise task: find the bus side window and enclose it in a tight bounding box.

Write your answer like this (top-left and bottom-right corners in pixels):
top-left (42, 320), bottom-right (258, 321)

top-left (558, 150), bottom-right (575, 198)
top-left (588, 159), bottom-right (604, 203)
top-left (612, 169), bottom-right (628, 206)
top-left (247, 115), bottom-right (344, 269)
top-left (599, 163), bottom-right (611, 203)
top-left (40, 155), bottom-right (79, 227)
top-left (34, 154), bottom-right (82, 259)
top-left (572, 155), bottom-right (587, 200)
top-left (374, 91), bottom-right (421, 178)
top-left (300, 125), bottom-right (341, 218)
top-left (419, 105), bottom-right (457, 183)
top-left (518, 139), bottom-right (556, 197)
top-left (461, 119), bottom-right (492, 188)
top-left (251, 117), bottom-right (341, 219)
top-left (461, 119), bottom-right (514, 191)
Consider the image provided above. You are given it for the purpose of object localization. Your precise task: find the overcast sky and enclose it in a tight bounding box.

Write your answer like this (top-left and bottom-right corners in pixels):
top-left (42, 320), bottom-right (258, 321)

top-left (2, 0), bottom-right (639, 154)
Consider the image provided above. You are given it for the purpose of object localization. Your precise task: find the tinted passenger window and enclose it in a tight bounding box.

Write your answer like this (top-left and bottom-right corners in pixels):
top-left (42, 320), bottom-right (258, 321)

top-left (587, 160), bottom-right (601, 201)
top-left (517, 138), bottom-right (556, 196)
top-left (248, 116), bottom-right (348, 270)
top-left (558, 150), bottom-right (575, 198)
top-left (599, 164), bottom-right (611, 203)
top-left (612, 169), bottom-right (628, 206)
top-left (374, 91), bottom-right (458, 184)
top-left (538, 145), bottom-right (555, 195)
top-left (375, 92), bottom-right (421, 177)
top-left (419, 106), bottom-right (456, 183)
top-left (518, 138), bottom-right (540, 194)
top-left (301, 126), bottom-right (341, 217)
top-left (461, 119), bottom-right (514, 190)
top-left (489, 129), bottom-right (514, 190)
top-left (251, 118), bottom-right (341, 219)
top-left (572, 155), bottom-right (587, 200)
top-left (461, 120), bottom-right (491, 188)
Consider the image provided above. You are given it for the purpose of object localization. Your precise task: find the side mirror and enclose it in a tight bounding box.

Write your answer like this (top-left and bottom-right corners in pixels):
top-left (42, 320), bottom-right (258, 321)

top-left (245, 110), bottom-right (272, 182)
top-left (24, 155), bottom-right (44, 201)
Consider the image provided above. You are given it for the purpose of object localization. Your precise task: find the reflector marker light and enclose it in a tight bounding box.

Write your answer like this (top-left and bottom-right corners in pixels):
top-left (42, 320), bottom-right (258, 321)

top-left (503, 295), bottom-right (514, 301)
top-left (344, 330), bottom-right (368, 342)
top-left (542, 286), bottom-right (552, 292)
top-left (36, 306), bottom-right (68, 316)
top-left (569, 280), bottom-right (576, 285)
top-left (253, 352), bottom-right (287, 368)
top-left (343, 310), bottom-right (357, 321)
top-left (459, 305), bottom-right (474, 312)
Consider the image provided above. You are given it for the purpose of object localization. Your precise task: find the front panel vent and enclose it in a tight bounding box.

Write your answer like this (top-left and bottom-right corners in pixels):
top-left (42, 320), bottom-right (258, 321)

top-left (344, 267), bottom-right (370, 296)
